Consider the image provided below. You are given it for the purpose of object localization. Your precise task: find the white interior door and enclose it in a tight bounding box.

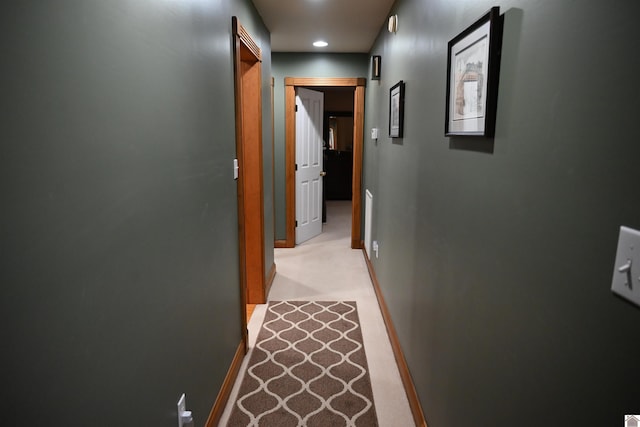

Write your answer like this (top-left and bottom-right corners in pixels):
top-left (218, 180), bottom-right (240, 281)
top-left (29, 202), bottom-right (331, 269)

top-left (295, 87), bottom-right (324, 244)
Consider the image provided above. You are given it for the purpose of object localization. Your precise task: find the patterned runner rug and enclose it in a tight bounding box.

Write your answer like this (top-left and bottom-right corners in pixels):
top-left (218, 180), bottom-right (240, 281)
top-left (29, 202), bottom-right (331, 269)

top-left (227, 301), bottom-right (378, 426)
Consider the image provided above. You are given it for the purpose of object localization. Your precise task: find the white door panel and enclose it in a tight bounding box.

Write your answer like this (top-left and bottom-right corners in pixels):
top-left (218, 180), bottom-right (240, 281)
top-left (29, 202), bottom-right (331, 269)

top-left (296, 88), bottom-right (324, 244)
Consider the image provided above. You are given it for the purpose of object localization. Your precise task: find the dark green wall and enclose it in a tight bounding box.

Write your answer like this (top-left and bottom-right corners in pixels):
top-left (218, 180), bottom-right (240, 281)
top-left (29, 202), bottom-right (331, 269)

top-left (271, 53), bottom-right (368, 240)
top-left (365, 0), bottom-right (640, 425)
top-left (0, 1), bottom-right (271, 425)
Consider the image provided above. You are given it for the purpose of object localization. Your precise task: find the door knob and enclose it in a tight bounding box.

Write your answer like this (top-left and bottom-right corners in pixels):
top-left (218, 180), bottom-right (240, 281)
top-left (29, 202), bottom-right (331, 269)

top-left (320, 171), bottom-right (326, 177)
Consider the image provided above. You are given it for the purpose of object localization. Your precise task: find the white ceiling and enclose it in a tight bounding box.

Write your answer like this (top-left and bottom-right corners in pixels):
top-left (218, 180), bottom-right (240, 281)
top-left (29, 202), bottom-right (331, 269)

top-left (251, 0), bottom-right (397, 53)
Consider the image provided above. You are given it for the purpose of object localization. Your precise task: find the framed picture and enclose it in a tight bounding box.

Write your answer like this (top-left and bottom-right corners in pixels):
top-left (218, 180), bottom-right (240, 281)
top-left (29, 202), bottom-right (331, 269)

top-left (389, 80), bottom-right (405, 138)
top-left (371, 55), bottom-right (381, 80)
top-left (445, 7), bottom-right (503, 137)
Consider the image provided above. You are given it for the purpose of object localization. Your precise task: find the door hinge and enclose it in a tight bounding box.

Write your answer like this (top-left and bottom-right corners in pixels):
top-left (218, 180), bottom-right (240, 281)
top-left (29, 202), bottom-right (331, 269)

top-left (295, 163), bottom-right (298, 171)
top-left (295, 104), bottom-right (298, 112)
top-left (295, 220), bottom-right (298, 227)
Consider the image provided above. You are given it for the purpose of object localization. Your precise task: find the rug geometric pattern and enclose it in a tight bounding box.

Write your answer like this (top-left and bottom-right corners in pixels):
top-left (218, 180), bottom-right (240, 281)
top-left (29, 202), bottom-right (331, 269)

top-left (227, 301), bottom-right (378, 426)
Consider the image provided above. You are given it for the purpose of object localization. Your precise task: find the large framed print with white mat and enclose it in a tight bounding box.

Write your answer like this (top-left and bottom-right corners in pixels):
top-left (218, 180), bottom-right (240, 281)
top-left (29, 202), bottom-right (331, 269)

top-left (445, 7), bottom-right (503, 137)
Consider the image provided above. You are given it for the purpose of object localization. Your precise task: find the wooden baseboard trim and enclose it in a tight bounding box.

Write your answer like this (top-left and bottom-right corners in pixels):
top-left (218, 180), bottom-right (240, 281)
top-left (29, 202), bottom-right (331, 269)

top-left (205, 339), bottom-right (246, 427)
top-left (362, 250), bottom-right (428, 427)
top-left (265, 262), bottom-right (276, 297)
top-left (274, 239), bottom-right (290, 248)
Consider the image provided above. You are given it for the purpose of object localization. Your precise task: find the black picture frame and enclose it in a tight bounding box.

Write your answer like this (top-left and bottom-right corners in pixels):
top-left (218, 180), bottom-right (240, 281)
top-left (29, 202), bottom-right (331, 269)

top-left (389, 80), bottom-right (405, 138)
top-left (371, 55), bottom-right (381, 80)
top-left (445, 7), bottom-right (503, 137)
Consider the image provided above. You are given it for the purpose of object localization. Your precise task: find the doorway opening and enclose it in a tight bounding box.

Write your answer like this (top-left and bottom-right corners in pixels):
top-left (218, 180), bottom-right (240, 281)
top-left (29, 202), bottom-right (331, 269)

top-left (323, 97), bottom-right (354, 224)
top-left (282, 77), bottom-right (366, 249)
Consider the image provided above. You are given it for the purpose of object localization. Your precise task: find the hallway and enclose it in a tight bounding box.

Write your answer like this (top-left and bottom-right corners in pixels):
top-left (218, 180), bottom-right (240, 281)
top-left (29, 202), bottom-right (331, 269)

top-left (220, 200), bottom-right (414, 426)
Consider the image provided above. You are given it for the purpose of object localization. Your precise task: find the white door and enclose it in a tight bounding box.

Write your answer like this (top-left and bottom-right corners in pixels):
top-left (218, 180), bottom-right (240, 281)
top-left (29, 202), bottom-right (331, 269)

top-left (295, 87), bottom-right (324, 244)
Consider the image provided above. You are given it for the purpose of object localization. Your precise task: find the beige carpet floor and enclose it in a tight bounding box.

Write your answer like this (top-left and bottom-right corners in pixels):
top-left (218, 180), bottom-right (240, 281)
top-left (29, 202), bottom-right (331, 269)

top-left (219, 200), bottom-right (414, 427)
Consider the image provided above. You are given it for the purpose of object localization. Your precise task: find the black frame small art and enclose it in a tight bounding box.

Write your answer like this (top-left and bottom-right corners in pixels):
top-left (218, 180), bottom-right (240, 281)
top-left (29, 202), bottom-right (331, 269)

top-left (371, 55), bottom-right (381, 80)
top-left (445, 7), bottom-right (503, 137)
top-left (389, 80), bottom-right (405, 138)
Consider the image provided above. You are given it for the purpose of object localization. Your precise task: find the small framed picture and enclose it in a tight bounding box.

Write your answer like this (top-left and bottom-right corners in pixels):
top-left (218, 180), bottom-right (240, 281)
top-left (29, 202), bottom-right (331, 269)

top-left (371, 55), bottom-right (381, 80)
top-left (445, 7), bottom-right (503, 137)
top-left (389, 80), bottom-right (405, 138)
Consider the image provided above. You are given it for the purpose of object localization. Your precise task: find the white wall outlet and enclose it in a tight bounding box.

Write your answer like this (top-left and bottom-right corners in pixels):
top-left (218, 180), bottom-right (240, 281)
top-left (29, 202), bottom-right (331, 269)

top-left (177, 393), bottom-right (193, 427)
top-left (611, 226), bottom-right (640, 307)
top-left (371, 128), bottom-right (379, 140)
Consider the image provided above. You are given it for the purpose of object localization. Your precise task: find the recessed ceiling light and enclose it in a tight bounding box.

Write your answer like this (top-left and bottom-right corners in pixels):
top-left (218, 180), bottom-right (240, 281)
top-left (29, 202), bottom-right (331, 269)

top-left (313, 40), bottom-right (328, 47)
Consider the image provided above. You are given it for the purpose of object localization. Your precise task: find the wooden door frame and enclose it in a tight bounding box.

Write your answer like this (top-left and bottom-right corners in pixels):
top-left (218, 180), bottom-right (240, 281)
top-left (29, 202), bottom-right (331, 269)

top-left (283, 77), bottom-right (366, 249)
top-left (232, 16), bottom-right (265, 338)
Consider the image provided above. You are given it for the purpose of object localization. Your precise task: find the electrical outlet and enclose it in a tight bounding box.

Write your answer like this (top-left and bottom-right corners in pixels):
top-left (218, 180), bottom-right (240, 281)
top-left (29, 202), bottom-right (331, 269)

top-left (611, 226), bottom-right (640, 307)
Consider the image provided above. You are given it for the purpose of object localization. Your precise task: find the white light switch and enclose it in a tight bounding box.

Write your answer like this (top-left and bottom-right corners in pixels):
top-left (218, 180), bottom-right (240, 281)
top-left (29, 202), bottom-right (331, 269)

top-left (371, 128), bottom-right (379, 140)
top-left (233, 159), bottom-right (239, 180)
top-left (611, 226), bottom-right (640, 307)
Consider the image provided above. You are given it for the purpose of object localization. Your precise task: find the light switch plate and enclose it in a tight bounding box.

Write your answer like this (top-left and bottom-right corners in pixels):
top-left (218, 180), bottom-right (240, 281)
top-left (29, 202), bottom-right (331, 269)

top-left (371, 128), bottom-right (379, 140)
top-left (611, 226), bottom-right (640, 307)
